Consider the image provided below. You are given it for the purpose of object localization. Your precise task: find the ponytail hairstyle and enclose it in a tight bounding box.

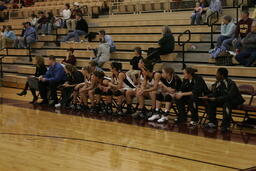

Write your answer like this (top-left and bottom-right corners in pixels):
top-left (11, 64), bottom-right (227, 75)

top-left (162, 65), bottom-right (174, 75)
top-left (134, 47), bottom-right (142, 56)
top-left (111, 62), bottom-right (122, 72)
top-left (82, 66), bottom-right (93, 74)
top-left (184, 67), bottom-right (198, 77)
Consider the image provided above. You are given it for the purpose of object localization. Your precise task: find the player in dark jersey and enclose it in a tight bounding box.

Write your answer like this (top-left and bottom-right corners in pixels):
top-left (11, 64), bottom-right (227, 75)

top-left (148, 66), bottom-right (182, 123)
top-left (92, 72), bottom-right (112, 114)
top-left (71, 66), bottom-right (93, 110)
top-left (132, 63), bottom-right (161, 119)
top-left (175, 67), bottom-right (209, 126)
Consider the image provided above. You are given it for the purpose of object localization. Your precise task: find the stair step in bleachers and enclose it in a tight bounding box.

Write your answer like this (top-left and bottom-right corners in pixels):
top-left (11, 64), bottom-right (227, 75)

top-left (17, 65), bottom-right (36, 74)
top-left (205, 78), bottom-right (256, 89)
top-left (61, 42), bottom-right (184, 51)
top-left (193, 65), bottom-right (256, 78)
top-left (7, 49), bottom-right (29, 56)
top-left (208, 58), bottom-right (240, 65)
top-left (46, 49), bottom-right (177, 62)
top-left (2, 57), bottom-right (18, 63)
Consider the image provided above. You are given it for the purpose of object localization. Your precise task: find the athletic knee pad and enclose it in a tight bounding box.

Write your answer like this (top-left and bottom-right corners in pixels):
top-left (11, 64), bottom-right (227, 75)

top-left (165, 94), bottom-right (173, 101)
top-left (113, 90), bottom-right (123, 96)
top-left (156, 93), bottom-right (164, 101)
top-left (94, 88), bottom-right (101, 95)
top-left (102, 89), bottom-right (112, 96)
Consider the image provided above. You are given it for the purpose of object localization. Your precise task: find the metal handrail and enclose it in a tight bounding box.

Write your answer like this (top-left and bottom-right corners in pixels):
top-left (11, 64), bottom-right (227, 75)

top-left (178, 30), bottom-right (191, 46)
top-left (236, 0), bottom-right (244, 23)
top-left (207, 11), bottom-right (219, 49)
top-left (0, 56), bottom-right (4, 79)
top-left (178, 30), bottom-right (191, 69)
top-left (207, 11), bottom-right (219, 27)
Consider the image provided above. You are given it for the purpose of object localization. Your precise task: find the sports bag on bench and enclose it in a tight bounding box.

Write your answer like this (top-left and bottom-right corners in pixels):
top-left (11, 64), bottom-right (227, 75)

top-left (215, 51), bottom-right (233, 66)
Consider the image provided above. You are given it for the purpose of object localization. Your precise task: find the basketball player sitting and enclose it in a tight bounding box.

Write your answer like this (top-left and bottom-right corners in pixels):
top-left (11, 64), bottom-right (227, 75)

top-left (71, 66), bottom-right (93, 110)
top-left (148, 66), bottom-right (182, 123)
top-left (132, 63), bottom-right (161, 119)
top-left (105, 62), bottom-right (136, 115)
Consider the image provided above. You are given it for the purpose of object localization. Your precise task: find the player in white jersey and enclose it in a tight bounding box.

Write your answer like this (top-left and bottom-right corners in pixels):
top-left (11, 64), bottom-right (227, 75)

top-left (132, 63), bottom-right (161, 119)
top-left (107, 62), bottom-right (136, 115)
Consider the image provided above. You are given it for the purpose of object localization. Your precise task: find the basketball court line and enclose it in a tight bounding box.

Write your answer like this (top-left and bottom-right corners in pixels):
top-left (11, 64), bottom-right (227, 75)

top-left (0, 132), bottom-right (242, 170)
top-left (1, 97), bottom-right (256, 145)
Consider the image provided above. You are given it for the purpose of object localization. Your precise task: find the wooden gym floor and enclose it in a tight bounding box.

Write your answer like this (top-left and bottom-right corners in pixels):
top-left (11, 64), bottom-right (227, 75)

top-left (0, 87), bottom-right (255, 171)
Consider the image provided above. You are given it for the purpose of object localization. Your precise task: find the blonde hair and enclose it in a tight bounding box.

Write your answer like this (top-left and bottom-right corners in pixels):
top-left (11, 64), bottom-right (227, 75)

top-left (35, 56), bottom-right (45, 67)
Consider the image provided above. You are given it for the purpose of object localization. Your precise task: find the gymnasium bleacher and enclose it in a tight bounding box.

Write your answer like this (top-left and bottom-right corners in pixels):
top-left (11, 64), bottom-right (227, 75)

top-left (0, 0), bottom-right (255, 121)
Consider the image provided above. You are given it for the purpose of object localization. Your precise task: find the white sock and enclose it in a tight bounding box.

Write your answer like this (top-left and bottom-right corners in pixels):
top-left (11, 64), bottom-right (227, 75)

top-left (165, 109), bottom-right (168, 113)
top-left (155, 108), bottom-right (159, 111)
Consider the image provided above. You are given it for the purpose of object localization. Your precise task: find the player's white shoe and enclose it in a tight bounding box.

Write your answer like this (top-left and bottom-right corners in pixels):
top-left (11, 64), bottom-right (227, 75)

top-left (148, 114), bottom-right (160, 121)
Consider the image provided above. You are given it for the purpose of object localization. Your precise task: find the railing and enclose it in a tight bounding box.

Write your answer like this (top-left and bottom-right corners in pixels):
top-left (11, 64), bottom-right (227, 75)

top-left (178, 30), bottom-right (191, 69)
top-left (0, 56), bottom-right (4, 79)
top-left (236, 0), bottom-right (244, 23)
top-left (207, 11), bottom-right (219, 49)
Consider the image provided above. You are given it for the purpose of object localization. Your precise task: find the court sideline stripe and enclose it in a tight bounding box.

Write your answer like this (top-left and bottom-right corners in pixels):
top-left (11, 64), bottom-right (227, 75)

top-left (0, 132), bottom-right (242, 170)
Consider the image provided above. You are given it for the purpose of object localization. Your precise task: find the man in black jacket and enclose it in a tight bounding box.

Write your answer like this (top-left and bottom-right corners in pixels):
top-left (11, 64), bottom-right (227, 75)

top-left (204, 68), bottom-right (245, 132)
top-left (63, 14), bottom-right (88, 42)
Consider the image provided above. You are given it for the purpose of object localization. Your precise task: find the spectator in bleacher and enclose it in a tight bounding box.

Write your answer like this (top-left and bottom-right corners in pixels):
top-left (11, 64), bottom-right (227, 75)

top-left (37, 11), bottom-right (47, 34)
top-left (14, 22), bottom-right (36, 48)
top-left (23, 0), bottom-right (34, 7)
top-left (252, 8), bottom-right (256, 19)
top-left (126, 47), bottom-right (143, 82)
top-left (236, 20), bottom-right (256, 67)
top-left (204, 68), bottom-right (245, 132)
top-left (147, 25), bottom-right (175, 64)
top-left (13, 22), bottom-right (25, 48)
top-left (66, 2), bottom-right (82, 31)
top-left (0, 25), bottom-right (6, 37)
top-left (222, 10), bottom-right (253, 51)
top-left (62, 48), bottom-right (76, 65)
top-left (203, 0), bottom-right (222, 24)
top-left (99, 30), bottom-right (116, 53)
top-left (55, 64), bottom-right (84, 108)
top-left (63, 14), bottom-right (88, 42)
top-left (61, 3), bottom-right (71, 28)
top-left (0, 1), bottom-right (7, 11)
top-left (40, 12), bottom-right (55, 36)
top-left (30, 14), bottom-right (38, 28)
top-left (0, 25), bottom-right (16, 49)
top-left (191, 2), bottom-right (203, 25)
top-left (92, 38), bottom-right (110, 68)
top-left (200, 0), bottom-right (209, 9)
top-left (175, 67), bottom-right (209, 126)
top-left (215, 15), bottom-right (236, 48)
top-left (17, 56), bottom-right (47, 104)
top-left (38, 56), bottom-right (66, 105)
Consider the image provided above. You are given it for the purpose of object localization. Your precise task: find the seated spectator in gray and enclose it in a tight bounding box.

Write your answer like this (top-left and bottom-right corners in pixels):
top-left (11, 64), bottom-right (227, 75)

top-left (216, 15), bottom-right (236, 48)
top-left (92, 38), bottom-right (110, 68)
top-left (0, 25), bottom-right (16, 49)
top-left (63, 14), bottom-right (88, 42)
top-left (99, 30), bottom-right (116, 53)
top-left (236, 20), bottom-right (256, 67)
